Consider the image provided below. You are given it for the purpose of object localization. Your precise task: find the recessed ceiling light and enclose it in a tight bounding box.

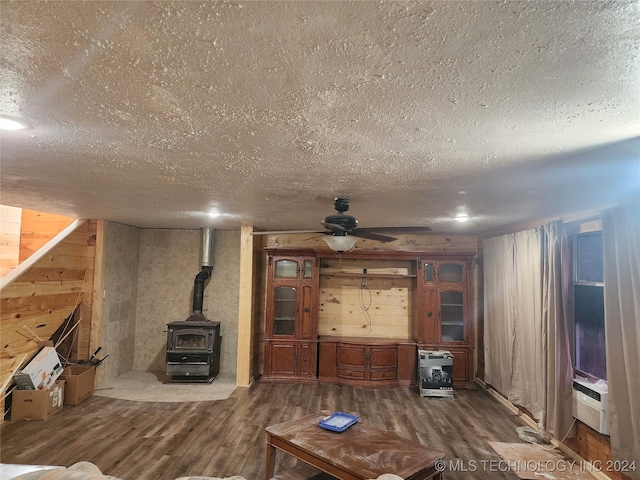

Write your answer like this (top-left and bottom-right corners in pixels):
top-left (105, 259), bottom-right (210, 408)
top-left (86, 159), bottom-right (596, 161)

top-left (455, 213), bottom-right (469, 222)
top-left (0, 115), bottom-right (29, 131)
top-left (208, 211), bottom-right (221, 218)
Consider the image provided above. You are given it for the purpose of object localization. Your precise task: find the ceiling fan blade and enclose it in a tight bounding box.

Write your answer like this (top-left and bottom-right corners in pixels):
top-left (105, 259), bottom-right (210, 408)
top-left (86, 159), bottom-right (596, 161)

top-left (251, 229), bottom-right (326, 235)
top-left (351, 230), bottom-right (397, 242)
top-left (366, 226), bottom-right (432, 233)
top-left (322, 222), bottom-right (348, 233)
top-left (302, 233), bottom-right (327, 241)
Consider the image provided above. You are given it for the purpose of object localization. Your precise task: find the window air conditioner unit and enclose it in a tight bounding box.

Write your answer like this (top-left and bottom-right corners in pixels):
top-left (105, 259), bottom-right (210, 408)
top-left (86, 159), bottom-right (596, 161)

top-left (571, 378), bottom-right (609, 435)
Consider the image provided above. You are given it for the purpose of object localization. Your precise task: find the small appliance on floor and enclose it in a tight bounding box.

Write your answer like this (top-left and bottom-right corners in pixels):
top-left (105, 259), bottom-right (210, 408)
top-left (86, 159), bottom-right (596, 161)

top-left (418, 350), bottom-right (454, 398)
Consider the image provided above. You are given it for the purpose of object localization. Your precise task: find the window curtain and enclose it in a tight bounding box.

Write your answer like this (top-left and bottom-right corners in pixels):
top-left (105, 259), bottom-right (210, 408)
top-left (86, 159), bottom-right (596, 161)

top-left (511, 228), bottom-right (545, 421)
top-left (541, 221), bottom-right (574, 438)
top-left (484, 223), bottom-right (573, 437)
top-left (602, 202), bottom-right (640, 477)
top-left (484, 228), bottom-right (545, 423)
top-left (483, 234), bottom-right (516, 397)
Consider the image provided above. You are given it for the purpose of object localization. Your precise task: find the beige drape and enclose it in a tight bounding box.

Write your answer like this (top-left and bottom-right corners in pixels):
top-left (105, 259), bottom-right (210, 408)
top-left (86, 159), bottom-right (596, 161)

top-left (484, 228), bottom-right (546, 423)
top-left (602, 202), bottom-right (640, 478)
top-left (542, 221), bottom-right (574, 438)
top-left (484, 234), bottom-right (516, 397)
top-left (484, 223), bottom-right (573, 437)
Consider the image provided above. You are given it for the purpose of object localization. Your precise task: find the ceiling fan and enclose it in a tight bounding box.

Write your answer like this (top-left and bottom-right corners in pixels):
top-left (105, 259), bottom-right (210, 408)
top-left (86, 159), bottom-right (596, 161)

top-left (252, 197), bottom-right (431, 252)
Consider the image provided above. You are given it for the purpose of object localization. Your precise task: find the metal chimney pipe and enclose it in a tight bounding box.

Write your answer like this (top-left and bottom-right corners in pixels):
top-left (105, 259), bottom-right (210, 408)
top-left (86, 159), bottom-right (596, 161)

top-left (191, 228), bottom-right (216, 315)
top-left (200, 228), bottom-right (215, 268)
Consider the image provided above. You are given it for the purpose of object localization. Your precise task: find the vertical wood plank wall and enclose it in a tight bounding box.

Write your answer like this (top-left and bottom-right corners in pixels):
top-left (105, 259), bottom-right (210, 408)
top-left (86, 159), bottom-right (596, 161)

top-left (319, 258), bottom-right (415, 338)
top-left (19, 210), bottom-right (75, 262)
top-left (564, 423), bottom-right (631, 480)
top-left (0, 220), bottom-right (97, 414)
top-left (0, 206), bottom-right (21, 277)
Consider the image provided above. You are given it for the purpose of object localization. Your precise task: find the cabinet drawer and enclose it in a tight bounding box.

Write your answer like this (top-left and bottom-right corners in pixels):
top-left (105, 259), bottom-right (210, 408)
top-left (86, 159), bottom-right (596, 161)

top-left (369, 369), bottom-right (397, 381)
top-left (338, 368), bottom-right (366, 380)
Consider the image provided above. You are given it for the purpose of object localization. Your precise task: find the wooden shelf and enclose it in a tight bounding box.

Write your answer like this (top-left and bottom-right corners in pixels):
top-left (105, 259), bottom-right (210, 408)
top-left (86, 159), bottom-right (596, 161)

top-left (320, 273), bottom-right (416, 279)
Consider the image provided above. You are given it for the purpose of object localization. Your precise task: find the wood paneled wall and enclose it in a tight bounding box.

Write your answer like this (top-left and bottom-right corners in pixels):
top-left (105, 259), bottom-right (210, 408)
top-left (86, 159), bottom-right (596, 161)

top-left (0, 220), bottom-right (97, 409)
top-left (0, 206), bottom-right (21, 277)
top-left (263, 232), bottom-right (478, 254)
top-left (319, 258), bottom-right (414, 338)
top-left (563, 422), bottom-right (631, 480)
top-left (19, 209), bottom-right (75, 262)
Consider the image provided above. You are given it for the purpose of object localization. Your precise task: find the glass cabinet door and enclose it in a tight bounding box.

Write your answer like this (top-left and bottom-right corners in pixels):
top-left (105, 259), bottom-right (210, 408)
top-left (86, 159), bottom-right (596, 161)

top-left (423, 262), bottom-right (435, 283)
top-left (440, 289), bottom-right (464, 342)
top-left (273, 286), bottom-right (296, 335)
top-left (422, 261), bottom-right (465, 284)
top-left (303, 260), bottom-right (313, 279)
top-left (275, 260), bottom-right (298, 278)
top-left (439, 263), bottom-right (464, 283)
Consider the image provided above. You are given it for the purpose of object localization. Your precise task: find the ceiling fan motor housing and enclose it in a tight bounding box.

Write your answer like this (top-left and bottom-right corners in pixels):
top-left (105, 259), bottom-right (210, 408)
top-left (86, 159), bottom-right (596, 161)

top-left (323, 213), bottom-right (358, 234)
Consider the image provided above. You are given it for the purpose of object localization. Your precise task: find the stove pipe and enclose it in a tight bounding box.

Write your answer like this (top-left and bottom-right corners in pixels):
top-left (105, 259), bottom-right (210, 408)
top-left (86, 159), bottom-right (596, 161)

top-left (192, 228), bottom-right (215, 315)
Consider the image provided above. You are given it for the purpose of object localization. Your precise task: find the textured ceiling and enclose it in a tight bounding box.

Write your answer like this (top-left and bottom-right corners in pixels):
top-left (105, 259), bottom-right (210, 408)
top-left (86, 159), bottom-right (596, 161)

top-left (1, 1), bottom-right (638, 234)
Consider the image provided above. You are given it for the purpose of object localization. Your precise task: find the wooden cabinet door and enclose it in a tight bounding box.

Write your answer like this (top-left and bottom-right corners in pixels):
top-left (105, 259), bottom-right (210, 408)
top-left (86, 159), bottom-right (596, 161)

top-left (297, 342), bottom-right (315, 377)
top-left (445, 347), bottom-right (469, 384)
top-left (369, 346), bottom-right (396, 368)
top-left (337, 344), bottom-right (366, 380)
top-left (268, 342), bottom-right (296, 376)
top-left (265, 341), bottom-right (316, 380)
top-left (397, 343), bottom-right (417, 386)
top-left (368, 345), bottom-right (397, 381)
top-left (298, 284), bottom-right (314, 339)
top-left (420, 287), bottom-right (438, 343)
top-left (318, 340), bottom-right (337, 381)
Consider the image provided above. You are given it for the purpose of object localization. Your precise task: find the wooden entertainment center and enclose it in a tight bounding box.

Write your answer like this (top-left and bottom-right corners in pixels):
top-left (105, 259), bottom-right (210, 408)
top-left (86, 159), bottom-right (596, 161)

top-left (262, 246), bottom-right (476, 389)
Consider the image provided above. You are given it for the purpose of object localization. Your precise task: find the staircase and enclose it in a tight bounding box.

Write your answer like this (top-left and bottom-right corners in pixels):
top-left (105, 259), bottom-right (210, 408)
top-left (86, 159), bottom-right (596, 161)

top-left (0, 207), bottom-right (97, 416)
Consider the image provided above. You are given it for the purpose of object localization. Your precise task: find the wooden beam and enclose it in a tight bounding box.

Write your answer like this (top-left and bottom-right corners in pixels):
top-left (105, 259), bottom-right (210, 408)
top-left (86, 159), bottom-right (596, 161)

top-left (89, 220), bottom-right (106, 377)
top-left (236, 225), bottom-right (254, 387)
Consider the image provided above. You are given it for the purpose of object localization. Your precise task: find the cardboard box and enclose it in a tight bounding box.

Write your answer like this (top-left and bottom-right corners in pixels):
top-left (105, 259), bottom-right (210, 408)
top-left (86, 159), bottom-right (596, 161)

top-left (418, 350), bottom-right (454, 398)
top-left (11, 380), bottom-right (65, 421)
top-left (60, 365), bottom-right (96, 405)
top-left (13, 346), bottom-right (64, 390)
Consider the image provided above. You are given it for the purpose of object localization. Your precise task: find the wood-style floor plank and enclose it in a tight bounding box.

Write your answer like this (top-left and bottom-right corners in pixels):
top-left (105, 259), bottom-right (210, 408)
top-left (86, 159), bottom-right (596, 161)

top-left (1, 381), bottom-right (527, 479)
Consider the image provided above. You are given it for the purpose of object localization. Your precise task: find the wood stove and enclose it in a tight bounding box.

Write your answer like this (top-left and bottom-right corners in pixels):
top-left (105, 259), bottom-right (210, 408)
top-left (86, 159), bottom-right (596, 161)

top-left (166, 313), bottom-right (221, 382)
top-left (165, 228), bottom-right (221, 383)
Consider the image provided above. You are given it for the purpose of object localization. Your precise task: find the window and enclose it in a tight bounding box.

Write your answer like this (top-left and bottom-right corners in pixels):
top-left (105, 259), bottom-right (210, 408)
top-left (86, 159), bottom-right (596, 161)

top-left (573, 231), bottom-right (606, 380)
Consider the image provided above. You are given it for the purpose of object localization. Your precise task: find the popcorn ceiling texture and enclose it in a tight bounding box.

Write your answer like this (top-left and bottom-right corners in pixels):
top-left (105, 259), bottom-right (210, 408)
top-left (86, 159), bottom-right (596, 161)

top-left (1, 1), bottom-right (638, 234)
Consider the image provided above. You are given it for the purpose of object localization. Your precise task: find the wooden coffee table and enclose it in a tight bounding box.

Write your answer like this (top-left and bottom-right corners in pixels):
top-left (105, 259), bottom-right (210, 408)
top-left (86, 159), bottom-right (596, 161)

top-left (265, 411), bottom-right (445, 480)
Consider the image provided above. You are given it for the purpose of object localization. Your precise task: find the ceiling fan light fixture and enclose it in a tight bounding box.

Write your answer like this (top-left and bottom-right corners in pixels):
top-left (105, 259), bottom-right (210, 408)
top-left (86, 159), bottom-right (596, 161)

top-left (323, 235), bottom-right (358, 252)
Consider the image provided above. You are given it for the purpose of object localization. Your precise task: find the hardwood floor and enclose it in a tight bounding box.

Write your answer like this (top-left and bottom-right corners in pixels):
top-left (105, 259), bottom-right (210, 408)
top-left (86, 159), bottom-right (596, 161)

top-left (1, 381), bottom-right (527, 479)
